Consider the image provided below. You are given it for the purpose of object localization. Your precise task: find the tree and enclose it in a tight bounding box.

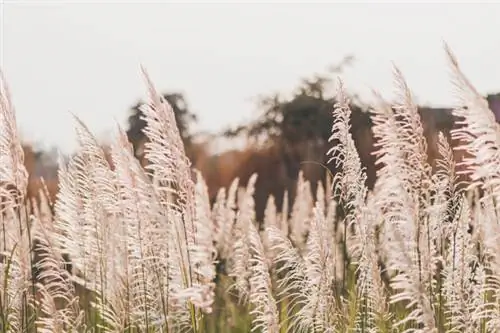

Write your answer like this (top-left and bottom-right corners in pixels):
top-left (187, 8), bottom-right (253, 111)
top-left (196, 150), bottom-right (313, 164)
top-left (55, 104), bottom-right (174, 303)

top-left (224, 55), bottom-right (359, 149)
top-left (221, 56), bottom-right (373, 218)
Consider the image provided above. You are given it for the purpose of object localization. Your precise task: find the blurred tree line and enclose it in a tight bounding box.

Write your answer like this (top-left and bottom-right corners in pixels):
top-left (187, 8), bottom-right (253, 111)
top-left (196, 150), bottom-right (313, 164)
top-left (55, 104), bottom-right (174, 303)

top-left (22, 56), bottom-right (500, 221)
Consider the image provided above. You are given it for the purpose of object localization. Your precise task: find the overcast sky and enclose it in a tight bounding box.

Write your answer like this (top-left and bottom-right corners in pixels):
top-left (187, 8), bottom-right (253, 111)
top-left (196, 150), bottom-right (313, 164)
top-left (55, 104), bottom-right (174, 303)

top-left (1, 1), bottom-right (500, 153)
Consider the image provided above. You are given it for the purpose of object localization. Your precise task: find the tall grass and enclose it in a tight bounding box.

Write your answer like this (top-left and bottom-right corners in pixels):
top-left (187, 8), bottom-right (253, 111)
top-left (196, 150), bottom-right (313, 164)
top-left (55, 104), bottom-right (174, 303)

top-left (1, 45), bottom-right (500, 332)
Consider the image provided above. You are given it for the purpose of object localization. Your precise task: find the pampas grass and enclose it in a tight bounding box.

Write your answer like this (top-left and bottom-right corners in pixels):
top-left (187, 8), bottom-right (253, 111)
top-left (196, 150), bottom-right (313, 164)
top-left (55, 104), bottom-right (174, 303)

top-left (2, 45), bottom-right (500, 332)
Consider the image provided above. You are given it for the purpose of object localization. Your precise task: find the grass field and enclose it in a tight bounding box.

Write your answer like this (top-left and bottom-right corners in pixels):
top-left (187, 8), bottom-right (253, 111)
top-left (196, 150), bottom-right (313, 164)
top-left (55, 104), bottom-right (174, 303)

top-left (1, 45), bottom-right (500, 333)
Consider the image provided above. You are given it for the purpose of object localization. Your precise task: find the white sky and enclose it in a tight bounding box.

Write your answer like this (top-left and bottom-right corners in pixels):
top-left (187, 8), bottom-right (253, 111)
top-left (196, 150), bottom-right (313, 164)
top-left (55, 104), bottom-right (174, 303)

top-left (1, 1), bottom-right (500, 153)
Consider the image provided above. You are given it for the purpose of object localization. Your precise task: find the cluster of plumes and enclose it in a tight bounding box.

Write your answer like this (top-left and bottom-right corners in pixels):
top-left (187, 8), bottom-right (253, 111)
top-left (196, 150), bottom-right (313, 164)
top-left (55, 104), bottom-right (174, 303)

top-left (3, 44), bottom-right (500, 333)
top-left (0, 68), bottom-right (219, 333)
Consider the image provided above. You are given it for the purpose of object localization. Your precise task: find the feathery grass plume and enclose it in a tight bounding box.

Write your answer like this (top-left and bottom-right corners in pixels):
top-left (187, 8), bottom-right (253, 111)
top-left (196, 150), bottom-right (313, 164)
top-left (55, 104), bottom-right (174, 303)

top-left (106, 125), bottom-right (167, 331)
top-left (325, 199), bottom-right (344, 283)
top-left (0, 210), bottom-right (33, 333)
top-left (279, 190), bottom-right (289, 237)
top-left (213, 177), bottom-right (239, 262)
top-left (140, 67), bottom-right (216, 331)
top-left (269, 201), bottom-right (339, 333)
top-left (370, 89), bottom-right (405, 186)
top-left (370, 66), bottom-right (432, 207)
top-left (315, 181), bottom-right (341, 286)
top-left (66, 118), bottom-right (121, 325)
top-left (392, 69), bottom-right (441, 303)
top-left (354, 192), bottom-right (391, 332)
top-left (315, 181), bottom-right (326, 216)
top-left (139, 67), bottom-right (192, 231)
top-left (289, 171), bottom-right (313, 251)
top-left (0, 72), bottom-right (33, 333)
top-left (445, 43), bottom-right (500, 206)
top-left (476, 192), bottom-right (500, 295)
top-left (188, 170), bottom-right (216, 313)
top-left (445, 45), bottom-right (500, 330)
top-left (441, 199), bottom-right (485, 333)
top-left (140, 66), bottom-right (195, 234)
top-left (36, 186), bottom-right (54, 225)
top-left (392, 70), bottom-right (450, 329)
top-left (394, 66), bottom-right (443, 308)
top-left (429, 133), bottom-right (463, 282)
top-left (52, 152), bottom-right (86, 281)
top-left (30, 188), bottom-right (57, 284)
top-left (212, 188), bottom-right (227, 249)
top-left (263, 195), bottom-right (278, 232)
top-left (247, 221), bottom-right (279, 333)
top-left (38, 178), bottom-right (54, 208)
top-left (265, 225), bottom-right (308, 331)
top-left (424, 133), bottom-right (464, 331)
top-left (327, 78), bottom-right (367, 212)
top-left (303, 202), bottom-right (338, 332)
top-left (72, 116), bottom-right (120, 216)
top-left (470, 194), bottom-right (500, 332)
top-left (327, 78), bottom-right (368, 289)
top-left (262, 195), bottom-right (278, 254)
top-left (391, 65), bottom-right (432, 193)
top-left (33, 212), bottom-right (84, 333)
top-left (370, 88), bottom-right (437, 332)
top-left (52, 119), bottom-right (127, 331)
top-left (261, 195), bottom-right (289, 331)
top-left (229, 173), bottom-right (258, 303)
top-left (0, 71), bottom-right (29, 209)
top-left (434, 132), bottom-right (463, 231)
